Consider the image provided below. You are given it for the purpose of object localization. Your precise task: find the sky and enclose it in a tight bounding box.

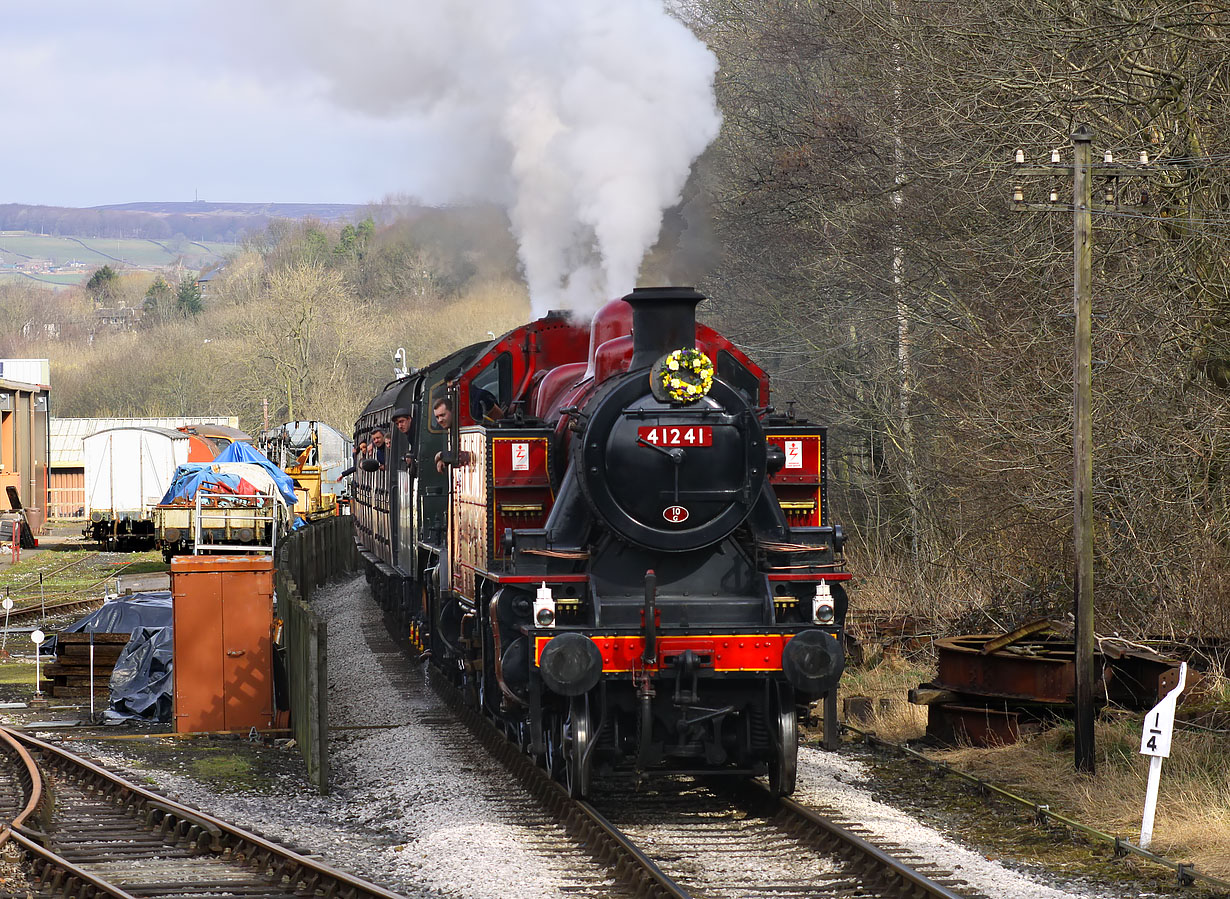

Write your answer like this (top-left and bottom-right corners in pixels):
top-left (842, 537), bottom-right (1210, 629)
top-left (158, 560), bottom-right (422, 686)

top-left (0, 2), bottom-right (430, 207)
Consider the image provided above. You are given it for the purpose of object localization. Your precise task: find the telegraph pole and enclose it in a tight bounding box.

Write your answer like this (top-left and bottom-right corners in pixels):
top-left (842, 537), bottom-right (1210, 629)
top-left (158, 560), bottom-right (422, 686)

top-left (1012, 127), bottom-right (1172, 773)
top-left (1071, 125), bottom-right (1096, 774)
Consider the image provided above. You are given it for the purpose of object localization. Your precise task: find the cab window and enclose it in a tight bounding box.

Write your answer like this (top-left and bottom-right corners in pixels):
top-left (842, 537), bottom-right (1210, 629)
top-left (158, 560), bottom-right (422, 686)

top-left (467, 353), bottom-right (512, 421)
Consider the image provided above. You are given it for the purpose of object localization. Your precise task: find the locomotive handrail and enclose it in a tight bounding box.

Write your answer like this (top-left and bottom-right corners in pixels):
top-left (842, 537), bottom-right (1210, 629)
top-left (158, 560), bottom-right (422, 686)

top-left (759, 540), bottom-right (833, 552)
top-left (621, 408), bottom-right (739, 423)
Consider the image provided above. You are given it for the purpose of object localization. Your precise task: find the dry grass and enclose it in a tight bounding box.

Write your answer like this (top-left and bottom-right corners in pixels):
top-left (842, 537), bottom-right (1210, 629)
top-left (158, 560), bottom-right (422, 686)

top-left (844, 544), bottom-right (1004, 633)
top-left (840, 613), bottom-right (1230, 877)
top-left (838, 653), bottom-right (931, 742)
top-left (931, 688), bottom-right (1230, 877)
top-left (398, 278), bottom-right (531, 369)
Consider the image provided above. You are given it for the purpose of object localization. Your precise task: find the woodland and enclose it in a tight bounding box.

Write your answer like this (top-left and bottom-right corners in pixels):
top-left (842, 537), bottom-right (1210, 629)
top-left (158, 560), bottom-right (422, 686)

top-left (696, 0), bottom-right (1230, 636)
top-left (4, 0), bottom-right (1230, 635)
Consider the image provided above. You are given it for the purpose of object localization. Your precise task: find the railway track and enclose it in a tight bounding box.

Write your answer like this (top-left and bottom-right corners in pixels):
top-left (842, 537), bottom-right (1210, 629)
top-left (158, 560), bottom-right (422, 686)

top-left (4, 593), bottom-right (108, 625)
top-left (0, 726), bottom-right (408, 899)
top-left (2, 552), bottom-right (159, 625)
top-left (433, 676), bottom-right (980, 899)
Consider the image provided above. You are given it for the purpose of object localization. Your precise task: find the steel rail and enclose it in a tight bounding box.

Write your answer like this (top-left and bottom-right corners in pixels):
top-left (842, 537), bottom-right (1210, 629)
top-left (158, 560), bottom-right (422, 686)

top-left (4, 828), bottom-right (140, 899)
top-left (774, 791), bottom-right (968, 898)
top-left (2, 551), bottom-right (102, 596)
top-left (433, 674), bottom-right (974, 898)
top-left (2, 593), bottom-right (108, 624)
top-left (844, 724), bottom-right (1230, 891)
top-left (8, 554), bottom-right (146, 601)
top-left (0, 726), bottom-right (134, 898)
top-left (4, 726), bottom-right (410, 899)
top-left (0, 720), bottom-right (42, 835)
top-left (431, 675), bottom-right (694, 899)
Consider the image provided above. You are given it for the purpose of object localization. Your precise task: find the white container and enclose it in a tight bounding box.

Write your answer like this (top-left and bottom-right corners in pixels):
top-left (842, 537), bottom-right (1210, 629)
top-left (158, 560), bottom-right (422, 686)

top-left (84, 427), bottom-right (192, 521)
top-left (0, 358), bottom-right (50, 386)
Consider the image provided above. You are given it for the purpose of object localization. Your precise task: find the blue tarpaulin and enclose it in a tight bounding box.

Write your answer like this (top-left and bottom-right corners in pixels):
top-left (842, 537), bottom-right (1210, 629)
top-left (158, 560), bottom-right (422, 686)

top-left (158, 465), bottom-right (256, 506)
top-left (158, 442), bottom-right (298, 507)
top-left (213, 441), bottom-right (299, 504)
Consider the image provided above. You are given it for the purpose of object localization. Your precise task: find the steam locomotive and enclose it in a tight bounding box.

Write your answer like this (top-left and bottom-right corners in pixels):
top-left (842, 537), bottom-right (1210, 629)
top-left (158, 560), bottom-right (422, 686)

top-left (351, 287), bottom-right (848, 796)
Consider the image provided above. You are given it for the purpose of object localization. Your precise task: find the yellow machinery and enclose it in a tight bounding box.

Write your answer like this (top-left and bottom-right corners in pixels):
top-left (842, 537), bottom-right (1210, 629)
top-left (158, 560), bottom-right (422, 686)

top-left (284, 460), bottom-right (337, 521)
top-left (257, 421), bottom-right (347, 521)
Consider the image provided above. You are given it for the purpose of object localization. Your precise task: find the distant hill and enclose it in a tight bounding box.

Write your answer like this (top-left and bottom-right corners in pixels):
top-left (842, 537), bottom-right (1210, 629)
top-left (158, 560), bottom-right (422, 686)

top-left (0, 201), bottom-right (378, 243)
top-left (92, 201), bottom-right (365, 218)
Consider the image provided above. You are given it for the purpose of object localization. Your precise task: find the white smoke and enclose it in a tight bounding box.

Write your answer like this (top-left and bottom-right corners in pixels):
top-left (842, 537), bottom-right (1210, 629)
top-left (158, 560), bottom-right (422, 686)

top-left (251, 0), bottom-right (721, 316)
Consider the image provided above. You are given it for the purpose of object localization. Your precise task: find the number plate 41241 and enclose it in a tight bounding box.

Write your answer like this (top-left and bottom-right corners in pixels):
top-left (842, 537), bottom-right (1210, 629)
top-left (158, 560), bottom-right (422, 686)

top-left (638, 426), bottom-right (713, 447)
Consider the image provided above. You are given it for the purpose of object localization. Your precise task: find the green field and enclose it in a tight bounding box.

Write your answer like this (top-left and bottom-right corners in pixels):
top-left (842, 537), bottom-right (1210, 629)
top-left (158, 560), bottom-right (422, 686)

top-left (0, 232), bottom-right (236, 286)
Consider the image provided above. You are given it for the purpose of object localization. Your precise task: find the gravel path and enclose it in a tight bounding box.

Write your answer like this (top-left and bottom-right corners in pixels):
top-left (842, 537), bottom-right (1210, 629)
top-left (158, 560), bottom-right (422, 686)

top-left (52, 574), bottom-right (1148, 898)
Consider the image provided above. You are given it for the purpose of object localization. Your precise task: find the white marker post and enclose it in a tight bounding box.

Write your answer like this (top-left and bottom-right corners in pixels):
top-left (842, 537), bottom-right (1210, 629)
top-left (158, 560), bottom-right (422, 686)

top-left (0, 595), bottom-right (11, 656)
top-left (30, 628), bottom-right (46, 704)
top-left (1139, 662), bottom-right (1187, 849)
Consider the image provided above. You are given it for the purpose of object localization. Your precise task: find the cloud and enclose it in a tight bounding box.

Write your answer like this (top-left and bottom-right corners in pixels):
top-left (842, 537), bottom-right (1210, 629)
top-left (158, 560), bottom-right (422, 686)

top-left (0, 3), bottom-right (424, 206)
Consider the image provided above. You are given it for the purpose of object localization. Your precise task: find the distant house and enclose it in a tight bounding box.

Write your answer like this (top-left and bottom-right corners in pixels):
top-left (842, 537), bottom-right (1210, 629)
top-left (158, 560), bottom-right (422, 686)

top-left (20, 322), bottom-right (61, 340)
top-left (93, 305), bottom-right (140, 332)
top-left (196, 265), bottom-right (224, 297)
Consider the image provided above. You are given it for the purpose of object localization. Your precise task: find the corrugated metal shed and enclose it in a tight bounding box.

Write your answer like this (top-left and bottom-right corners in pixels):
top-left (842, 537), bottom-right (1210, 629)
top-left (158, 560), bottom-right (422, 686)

top-left (51, 416), bottom-right (239, 468)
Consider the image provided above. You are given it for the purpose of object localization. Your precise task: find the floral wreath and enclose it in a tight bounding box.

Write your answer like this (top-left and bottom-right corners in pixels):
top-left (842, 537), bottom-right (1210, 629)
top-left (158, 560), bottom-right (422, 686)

top-left (653, 348), bottom-right (715, 404)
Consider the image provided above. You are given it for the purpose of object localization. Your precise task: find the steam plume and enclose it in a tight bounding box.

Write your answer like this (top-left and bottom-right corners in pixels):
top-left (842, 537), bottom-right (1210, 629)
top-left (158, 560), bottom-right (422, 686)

top-left (257, 0), bottom-right (721, 316)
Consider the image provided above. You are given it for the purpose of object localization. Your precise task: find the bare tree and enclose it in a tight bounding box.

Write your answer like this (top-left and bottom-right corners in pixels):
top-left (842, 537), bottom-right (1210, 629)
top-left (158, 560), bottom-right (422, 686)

top-left (694, 0), bottom-right (1230, 633)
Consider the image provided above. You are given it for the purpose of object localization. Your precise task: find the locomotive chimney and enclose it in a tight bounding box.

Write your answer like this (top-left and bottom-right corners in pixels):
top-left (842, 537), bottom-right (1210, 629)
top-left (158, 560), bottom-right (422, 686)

top-left (624, 286), bottom-right (705, 371)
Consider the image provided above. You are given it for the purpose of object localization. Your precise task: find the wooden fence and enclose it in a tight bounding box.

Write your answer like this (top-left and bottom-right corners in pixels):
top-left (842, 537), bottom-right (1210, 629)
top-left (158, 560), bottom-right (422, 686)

top-left (275, 515), bottom-right (356, 793)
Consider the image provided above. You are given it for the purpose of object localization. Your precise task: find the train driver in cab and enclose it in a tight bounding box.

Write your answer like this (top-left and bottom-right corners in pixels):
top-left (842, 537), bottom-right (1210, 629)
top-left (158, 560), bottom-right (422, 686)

top-left (433, 398), bottom-right (457, 473)
top-left (392, 407), bottom-right (415, 474)
top-left (432, 397), bottom-right (475, 474)
top-left (443, 367), bottom-right (504, 422)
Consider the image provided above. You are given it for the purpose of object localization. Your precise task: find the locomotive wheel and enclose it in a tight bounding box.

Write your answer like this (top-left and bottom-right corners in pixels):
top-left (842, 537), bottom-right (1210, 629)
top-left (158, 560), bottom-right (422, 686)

top-left (563, 694), bottom-right (592, 799)
top-left (768, 682), bottom-right (798, 796)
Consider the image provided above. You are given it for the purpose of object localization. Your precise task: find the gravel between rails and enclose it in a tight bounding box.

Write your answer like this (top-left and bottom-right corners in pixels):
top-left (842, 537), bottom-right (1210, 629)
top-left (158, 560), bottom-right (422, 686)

top-left (31, 574), bottom-right (1151, 899)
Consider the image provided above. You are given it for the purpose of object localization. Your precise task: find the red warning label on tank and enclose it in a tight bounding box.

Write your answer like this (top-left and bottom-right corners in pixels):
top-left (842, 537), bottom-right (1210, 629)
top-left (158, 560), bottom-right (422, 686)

top-left (663, 505), bottom-right (690, 523)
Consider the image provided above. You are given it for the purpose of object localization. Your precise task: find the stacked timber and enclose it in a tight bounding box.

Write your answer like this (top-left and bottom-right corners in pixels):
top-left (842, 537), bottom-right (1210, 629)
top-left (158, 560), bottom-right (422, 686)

top-left (45, 633), bottom-right (129, 698)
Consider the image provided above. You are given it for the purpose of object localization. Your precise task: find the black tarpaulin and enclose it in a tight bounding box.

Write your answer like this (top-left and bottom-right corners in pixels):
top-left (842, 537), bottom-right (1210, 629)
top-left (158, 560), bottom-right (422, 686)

top-left (56, 593), bottom-right (175, 723)
top-left (61, 592), bottom-right (173, 634)
top-left (106, 626), bottom-right (173, 722)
